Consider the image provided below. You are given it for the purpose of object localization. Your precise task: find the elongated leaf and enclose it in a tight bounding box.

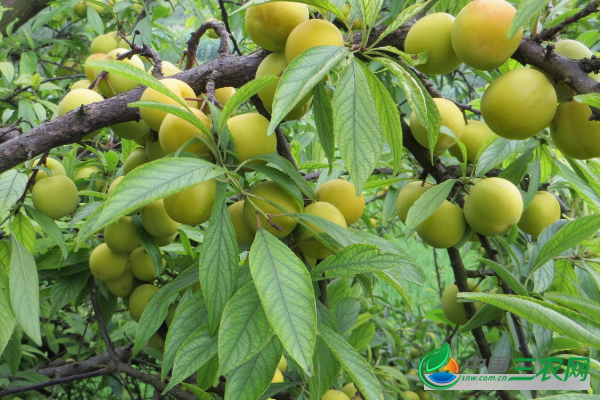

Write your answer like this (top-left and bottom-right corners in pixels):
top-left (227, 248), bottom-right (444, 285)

top-left (248, 164), bottom-right (304, 206)
top-left (531, 215), bottom-right (600, 273)
top-left (459, 293), bottom-right (600, 349)
top-left (310, 336), bottom-right (341, 399)
top-left (313, 83), bottom-right (335, 170)
top-left (220, 76), bottom-right (278, 131)
top-left (162, 291), bottom-right (208, 380)
top-left (224, 336), bottom-right (282, 400)
top-left (557, 160), bottom-right (600, 212)
top-left (132, 215), bottom-right (163, 277)
top-left (524, 152), bottom-right (541, 209)
top-left (371, 2), bottom-right (427, 48)
top-left (25, 206), bottom-right (68, 259)
top-left (0, 266), bottom-right (16, 356)
top-left (0, 170), bottom-right (27, 217)
top-left (10, 212), bottom-right (35, 253)
top-left (475, 258), bottom-right (528, 296)
top-left (10, 236), bottom-right (41, 345)
top-left (534, 395), bottom-right (600, 400)
top-left (252, 153), bottom-right (316, 200)
top-left (509, 0), bottom-right (549, 39)
top-left (77, 158), bottom-right (224, 245)
top-left (200, 183), bottom-right (238, 335)
top-left (164, 324), bottom-right (218, 394)
top-left (334, 58), bottom-right (383, 193)
top-left (269, 46), bottom-right (349, 133)
top-left (50, 271), bottom-right (89, 317)
top-left (574, 93), bottom-right (600, 109)
top-left (476, 138), bottom-right (525, 175)
top-left (361, 63), bottom-right (403, 173)
top-left (218, 282), bottom-right (273, 374)
top-left (318, 322), bottom-right (382, 400)
top-left (249, 228), bottom-right (317, 374)
top-left (133, 291), bottom-right (176, 357)
top-left (405, 179), bottom-right (457, 229)
top-left (544, 292), bottom-right (600, 320)
top-left (154, 265), bottom-right (199, 305)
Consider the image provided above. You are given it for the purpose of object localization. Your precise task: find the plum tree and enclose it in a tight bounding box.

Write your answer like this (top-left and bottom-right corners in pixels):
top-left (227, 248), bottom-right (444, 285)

top-left (415, 200), bottom-right (466, 248)
top-left (129, 284), bottom-right (159, 322)
top-left (315, 179), bottom-right (365, 225)
top-left (451, 0), bottom-right (522, 71)
top-left (441, 282), bottom-right (483, 325)
top-left (158, 107), bottom-right (212, 156)
top-left (228, 201), bottom-right (255, 245)
top-left (245, 2), bottom-right (309, 52)
top-left (227, 113), bottom-right (277, 164)
top-left (464, 177), bottom-right (523, 236)
top-left (163, 180), bottom-right (216, 226)
top-left (294, 202), bottom-right (347, 259)
top-left (103, 216), bottom-right (140, 254)
top-left (139, 79), bottom-right (197, 132)
top-left (141, 199), bottom-right (181, 238)
top-left (106, 268), bottom-right (134, 297)
top-left (32, 175), bottom-right (79, 220)
top-left (321, 389), bottom-right (350, 400)
top-left (550, 101), bottom-right (600, 160)
top-left (285, 19), bottom-right (345, 63)
top-left (518, 191), bottom-right (561, 241)
top-left (123, 148), bottom-right (150, 175)
top-left (89, 243), bottom-right (128, 282)
top-left (404, 13), bottom-right (462, 75)
top-left (410, 98), bottom-right (464, 152)
top-left (448, 121), bottom-right (495, 163)
top-left (29, 157), bottom-right (66, 181)
top-left (395, 181), bottom-right (433, 224)
top-left (242, 181), bottom-right (302, 238)
top-left (129, 247), bottom-right (165, 281)
top-left (481, 68), bottom-right (557, 140)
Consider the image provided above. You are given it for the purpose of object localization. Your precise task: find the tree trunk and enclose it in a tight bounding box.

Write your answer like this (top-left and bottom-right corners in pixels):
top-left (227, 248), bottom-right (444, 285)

top-left (0, 0), bottom-right (53, 36)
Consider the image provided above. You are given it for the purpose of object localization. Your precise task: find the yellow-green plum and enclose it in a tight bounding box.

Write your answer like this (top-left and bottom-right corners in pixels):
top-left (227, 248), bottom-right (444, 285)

top-left (415, 390), bottom-right (431, 400)
top-left (272, 368), bottom-right (284, 383)
top-left (341, 383), bottom-right (357, 400)
top-left (242, 181), bottom-right (302, 238)
top-left (227, 113), bottom-right (277, 164)
top-left (104, 216), bottom-right (140, 254)
top-left (315, 179), bottom-right (365, 225)
top-left (404, 392), bottom-right (420, 400)
top-left (555, 39), bottom-right (600, 81)
top-left (129, 284), bottom-right (159, 322)
top-left (166, 302), bottom-right (178, 327)
top-left (123, 148), bottom-right (149, 175)
top-left (255, 52), bottom-right (312, 120)
top-left (294, 202), bottom-right (347, 259)
top-left (84, 53), bottom-right (107, 81)
top-left (464, 177), bottom-right (523, 236)
top-left (146, 135), bottom-right (166, 161)
top-left (155, 233), bottom-right (177, 247)
top-left (404, 13), bottom-right (462, 75)
top-left (448, 120), bottom-right (495, 163)
top-left (285, 19), bottom-right (345, 63)
top-left (228, 201), bottom-right (255, 245)
top-left (70, 79), bottom-right (92, 91)
top-left (481, 68), bottom-right (557, 140)
top-left (518, 191), bottom-right (561, 241)
top-left (158, 107), bottom-right (212, 156)
top-left (277, 355), bottom-right (287, 372)
top-left (32, 175), bottom-right (79, 220)
top-left (410, 98), bottom-right (465, 152)
top-left (163, 180), bottom-right (216, 226)
top-left (550, 101), bottom-right (600, 159)
top-left (451, 0), bottom-right (522, 71)
top-left (74, 166), bottom-right (105, 191)
top-left (141, 199), bottom-right (181, 238)
top-left (321, 389), bottom-right (350, 400)
top-left (129, 246), bottom-right (166, 281)
top-left (206, 18), bottom-right (220, 40)
top-left (107, 176), bottom-right (123, 197)
top-left (415, 200), bottom-right (466, 248)
top-left (90, 34), bottom-right (118, 55)
top-left (215, 87), bottom-right (236, 107)
top-left (246, 2), bottom-right (309, 52)
top-left (74, 2), bottom-right (87, 18)
top-left (30, 157), bottom-right (66, 181)
top-left (441, 282), bottom-right (483, 325)
top-left (96, 49), bottom-right (144, 97)
top-left (147, 333), bottom-right (165, 353)
top-left (150, 60), bottom-right (181, 77)
top-left (112, 119), bottom-right (150, 140)
top-left (341, 4), bottom-right (362, 30)
top-left (395, 181), bottom-right (433, 224)
top-left (89, 243), bottom-right (128, 282)
top-left (139, 78), bottom-right (196, 132)
top-left (133, 133), bottom-right (148, 146)
top-left (106, 268), bottom-right (134, 297)
top-left (58, 88), bottom-right (104, 138)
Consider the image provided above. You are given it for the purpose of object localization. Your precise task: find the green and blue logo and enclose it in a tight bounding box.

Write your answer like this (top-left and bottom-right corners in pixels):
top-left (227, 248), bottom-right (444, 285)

top-left (418, 343), bottom-right (460, 389)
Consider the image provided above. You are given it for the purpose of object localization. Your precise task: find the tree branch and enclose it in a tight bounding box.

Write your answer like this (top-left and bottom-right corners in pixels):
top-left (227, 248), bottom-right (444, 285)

top-left (0, 0), bottom-right (52, 36)
top-left (533, 1), bottom-right (600, 42)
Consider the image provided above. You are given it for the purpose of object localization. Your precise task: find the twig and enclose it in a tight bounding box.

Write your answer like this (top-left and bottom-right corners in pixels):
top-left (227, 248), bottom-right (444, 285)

top-left (533, 1), bottom-right (600, 42)
top-left (89, 277), bottom-right (117, 358)
top-left (185, 19), bottom-right (231, 70)
top-left (0, 368), bottom-right (112, 397)
top-left (217, 0), bottom-right (242, 56)
top-left (433, 248), bottom-right (443, 298)
top-left (511, 314), bottom-right (537, 398)
top-left (116, 32), bottom-right (163, 77)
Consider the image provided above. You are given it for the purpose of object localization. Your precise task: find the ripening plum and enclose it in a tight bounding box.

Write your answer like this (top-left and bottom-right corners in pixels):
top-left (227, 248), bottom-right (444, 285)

top-left (129, 246), bottom-right (166, 281)
top-left (74, 166), bottom-right (105, 191)
top-left (71, 79), bottom-right (92, 91)
top-left (341, 5), bottom-right (362, 30)
top-left (215, 87), bottom-right (236, 107)
top-left (96, 49), bottom-right (144, 97)
top-left (84, 53), bottom-right (106, 81)
top-left (463, 177), bottom-right (523, 236)
top-left (395, 182), bottom-right (434, 224)
top-left (451, 0), bottom-right (523, 71)
top-left (315, 179), bottom-right (365, 225)
top-left (123, 148), bottom-right (149, 175)
top-left (227, 113), bottom-right (277, 164)
top-left (550, 101), bottom-right (600, 159)
top-left (518, 191), bottom-right (561, 241)
top-left (29, 157), bottom-right (66, 182)
top-left (242, 181), bottom-right (302, 238)
top-left (481, 68), bottom-right (557, 140)
top-left (139, 79), bottom-right (197, 132)
top-left (89, 243), bottom-right (128, 282)
top-left (90, 34), bottom-right (118, 55)
top-left (404, 392), bottom-right (420, 400)
top-left (285, 19), bottom-right (345, 63)
top-left (74, 2), bottom-right (87, 18)
top-left (129, 284), bottom-right (159, 322)
top-left (410, 98), bottom-right (465, 152)
top-left (206, 18), bottom-right (220, 40)
top-left (228, 201), bottom-right (255, 245)
top-left (163, 180), bottom-right (216, 226)
top-left (555, 39), bottom-right (600, 81)
top-left (158, 107), bottom-right (212, 156)
top-left (294, 202), bottom-right (347, 260)
top-left (321, 389), bottom-right (350, 400)
top-left (448, 120), bottom-right (495, 163)
top-left (441, 282), bottom-right (483, 325)
top-left (404, 13), bottom-right (462, 75)
top-left (146, 134), bottom-right (166, 161)
top-left (155, 233), bottom-right (177, 247)
top-left (104, 216), bottom-right (140, 254)
top-left (415, 200), bottom-right (466, 248)
top-left (245, 2), bottom-right (309, 52)
top-left (272, 368), bottom-right (284, 383)
top-left (277, 355), bottom-right (287, 372)
top-left (141, 199), bottom-right (181, 238)
top-left (58, 89), bottom-right (105, 138)
top-left (112, 119), bottom-right (150, 140)
top-left (32, 176), bottom-right (79, 220)
top-left (106, 268), bottom-right (134, 297)
top-left (151, 61), bottom-right (181, 77)
top-left (342, 383), bottom-right (357, 400)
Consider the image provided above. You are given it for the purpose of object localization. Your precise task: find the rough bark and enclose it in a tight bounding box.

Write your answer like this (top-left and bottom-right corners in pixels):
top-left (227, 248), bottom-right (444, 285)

top-left (0, 0), bottom-right (53, 36)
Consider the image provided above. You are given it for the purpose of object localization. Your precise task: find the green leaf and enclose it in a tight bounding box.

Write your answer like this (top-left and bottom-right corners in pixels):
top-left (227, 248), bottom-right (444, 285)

top-left (334, 58), bottom-right (384, 194)
top-left (164, 324), bottom-right (218, 394)
top-left (249, 228), bottom-right (317, 374)
top-left (132, 216), bottom-right (164, 277)
top-left (534, 395), bottom-right (600, 400)
top-left (459, 293), bottom-right (600, 349)
top-left (405, 179), bottom-right (457, 229)
top-left (25, 206), bottom-right (68, 259)
top-left (153, 265), bottom-right (199, 305)
top-left (361, 63), bottom-right (403, 173)
top-left (371, 2), bottom-right (428, 48)
top-left (199, 183), bottom-right (238, 335)
top-left (257, 383), bottom-right (300, 400)
top-left (133, 291), bottom-right (176, 357)
top-left (574, 93), bottom-right (600, 109)
top-left (476, 138), bottom-right (525, 175)
top-left (318, 322), bottom-right (382, 400)
top-left (347, 321), bottom-right (375, 352)
top-left (224, 336), bottom-right (282, 400)
top-left (544, 292), bottom-right (600, 321)
top-left (50, 271), bottom-right (89, 317)
top-left (219, 76), bottom-right (278, 131)
top-left (162, 291), bottom-right (208, 380)
top-left (77, 158), bottom-right (225, 246)
top-left (251, 153), bottom-right (316, 201)
top-left (310, 336), bottom-right (341, 399)
top-left (0, 170), bottom-right (27, 217)
top-left (218, 282), bottom-right (273, 374)
top-left (499, 146), bottom-right (534, 185)
top-left (269, 46), bottom-right (349, 134)
top-left (531, 215), bottom-right (600, 274)
top-left (9, 236), bottom-right (41, 345)
top-left (313, 83), bottom-right (335, 170)
top-left (10, 212), bottom-right (35, 253)
top-left (475, 258), bottom-right (528, 297)
top-left (0, 266), bottom-right (16, 357)
top-left (509, 0), bottom-right (549, 39)
top-left (557, 160), bottom-right (600, 212)
top-left (196, 354), bottom-right (219, 390)
top-left (248, 165), bottom-right (304, 206)
top-left (524, 152), bottom-right (541, 209)
top-left (311, 244), bottom-right (424, 284)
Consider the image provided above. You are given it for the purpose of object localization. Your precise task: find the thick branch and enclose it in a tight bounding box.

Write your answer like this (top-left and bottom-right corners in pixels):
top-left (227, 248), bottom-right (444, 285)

top-left (0, 0), bottom-right (52, 35)
top-left (533, 1), bottom-right (600, 42)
